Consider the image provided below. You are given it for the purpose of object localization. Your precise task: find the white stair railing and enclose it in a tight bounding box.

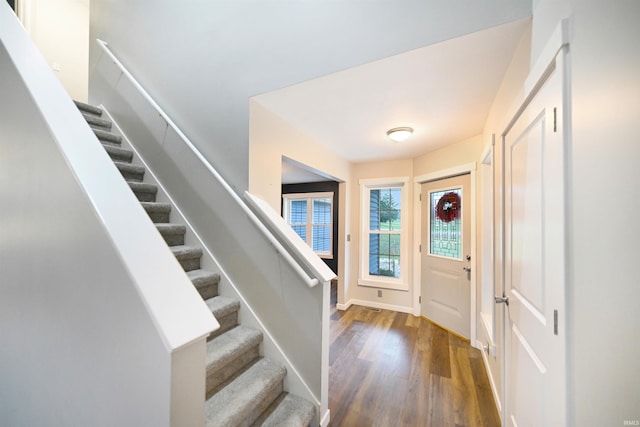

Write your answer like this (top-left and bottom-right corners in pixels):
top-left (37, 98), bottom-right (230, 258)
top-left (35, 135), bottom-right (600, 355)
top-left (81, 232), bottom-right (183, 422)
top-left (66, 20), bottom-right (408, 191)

top-left (96, 38), bottom-right (335, 288)
top-left (92, 38), bottom-right (334, 426)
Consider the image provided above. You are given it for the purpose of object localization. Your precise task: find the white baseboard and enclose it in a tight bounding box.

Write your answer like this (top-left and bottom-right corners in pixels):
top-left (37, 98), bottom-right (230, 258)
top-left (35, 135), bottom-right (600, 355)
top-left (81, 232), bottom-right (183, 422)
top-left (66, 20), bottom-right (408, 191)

top-left (337, 298), bottom-right (414, 314)
top-left (478, 341), bottom-right (502, 417)
top-left (335, 302), bottom-right (351, 311)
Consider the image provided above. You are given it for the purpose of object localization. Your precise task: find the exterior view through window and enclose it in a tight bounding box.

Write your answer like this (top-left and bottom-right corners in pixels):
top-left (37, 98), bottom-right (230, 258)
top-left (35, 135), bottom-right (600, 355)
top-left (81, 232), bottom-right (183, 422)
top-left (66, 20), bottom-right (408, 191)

top-left (283, 193), bottom-right (333, 258)
top-left (368, 187), bottom-right (402, 278)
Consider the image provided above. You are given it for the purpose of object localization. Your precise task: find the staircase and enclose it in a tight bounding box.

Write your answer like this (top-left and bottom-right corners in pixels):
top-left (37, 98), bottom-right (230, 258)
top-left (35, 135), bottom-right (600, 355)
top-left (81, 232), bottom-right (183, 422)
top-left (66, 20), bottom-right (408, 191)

top-left (75, 100), bottom-right (316, 427)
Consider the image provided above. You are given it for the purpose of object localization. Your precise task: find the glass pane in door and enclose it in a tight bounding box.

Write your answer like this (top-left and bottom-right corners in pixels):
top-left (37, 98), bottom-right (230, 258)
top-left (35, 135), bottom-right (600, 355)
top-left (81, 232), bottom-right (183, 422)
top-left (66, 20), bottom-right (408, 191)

top-left (429, 188), bottom-right (462, 259)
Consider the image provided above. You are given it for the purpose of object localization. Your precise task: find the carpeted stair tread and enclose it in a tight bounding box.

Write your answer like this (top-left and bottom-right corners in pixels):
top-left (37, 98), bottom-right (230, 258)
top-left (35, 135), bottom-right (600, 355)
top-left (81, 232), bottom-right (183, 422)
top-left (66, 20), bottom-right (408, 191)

top-left (103, 144), bottom-right (133, 163)
top-left (128, 181), bottom-right (158, 202)
top-left (251, 392), bottom-right (316, 427)
top-left (207, 326), bottom-right (262, 372)
top-left (156, 223), bottom-right (187, 246)
top-left (206, 325), bottom-right (263, 396)
top-left (206, 296), bottom-right (240, 319)
top-left (92, 128), bottom-right (122, 145)
top-left (206, 296), bottom-right (241, 338)
top-left (170, 245), bottom-right (203, 271)
top-left (205, 358), bottom-right (286, 427)
top-left (74, 100), bottom-right (102, 116)
top-left (187, 269), bottom-right (220, 300)
top-left (82, 112), bottom-right (112, 130)
top-left (141, 202), bottom-right (171, 223)
top-left (114, 161), bottom-right (145, 182)
top-left (156, 223), bottom-right (186, 234)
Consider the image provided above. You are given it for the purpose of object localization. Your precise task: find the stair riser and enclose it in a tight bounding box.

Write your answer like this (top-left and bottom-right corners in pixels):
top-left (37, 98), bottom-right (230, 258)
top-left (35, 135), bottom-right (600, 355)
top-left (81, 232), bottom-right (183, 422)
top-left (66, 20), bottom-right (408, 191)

top-left (107, 150), bottom-right (133, 163)
top-left (208, 312), bottom-right (238, 340)
top-left (88, 119), bottom-right (112, 131)
top-left (74, 100), bottom-right (102, 116)
top-left (98, 138), bottom-right (122, 147)
top-left (206, 346), bottom-right (260, 399)
top-left (177, 256), bottom-right (201, 272)
top-left (147, 211), bottom-right (171, 223)
top-left (118, 169), bottom-right (145, 182)
top-left (195, 282), bottom-right (218, 300)
top-left (241, 381), bottom-right (284, 427)
top-left (161, 233), bottom-right (185, 246)
top-left (93, 129), bottom-right (122, 145)
top-left (132, 190), bottom-right (157, 203)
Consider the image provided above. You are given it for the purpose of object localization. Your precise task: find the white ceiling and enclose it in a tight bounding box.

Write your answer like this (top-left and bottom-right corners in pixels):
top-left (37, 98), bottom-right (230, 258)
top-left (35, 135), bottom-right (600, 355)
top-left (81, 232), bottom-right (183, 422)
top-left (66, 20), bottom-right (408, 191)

top-left (254, 19), bottom-right (530, 183)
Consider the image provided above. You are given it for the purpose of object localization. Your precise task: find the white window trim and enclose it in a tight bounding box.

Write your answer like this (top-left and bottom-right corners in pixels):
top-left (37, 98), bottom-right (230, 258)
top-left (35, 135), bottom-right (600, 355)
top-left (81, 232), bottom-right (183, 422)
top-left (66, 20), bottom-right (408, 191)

top-left (282, 192), bottom-right (334, 259)
top-left (358, 177), bottom-right (410, 291)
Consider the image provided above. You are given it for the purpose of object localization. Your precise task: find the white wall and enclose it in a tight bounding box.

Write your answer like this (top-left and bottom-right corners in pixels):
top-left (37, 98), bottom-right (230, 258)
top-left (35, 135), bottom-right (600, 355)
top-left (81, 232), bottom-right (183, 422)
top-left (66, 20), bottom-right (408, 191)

top-left (475, 24), bottom-right (532, 417)
top-left (0, 35), bottom-right (170, 427)
top-left (346, 159), bottom-right (415, 312)
top-left (89, 44), bottom-right (328, 409)
top-left (249, 100), bottom-right (351, 210)
top-left (250, 98), bottom-right (491, 315)
top-left (0, 5), bottom-right (216, 424)
top-left (26, 0), bottom-right (89, 101)
top-left (249, 100), bottom-right (352, 311)
top-left (88, 0), bottom-right (531, 192)
top-left (555, 1), bottom-right (640, 424)
top-left (478, 1), bottom-right (640, 423)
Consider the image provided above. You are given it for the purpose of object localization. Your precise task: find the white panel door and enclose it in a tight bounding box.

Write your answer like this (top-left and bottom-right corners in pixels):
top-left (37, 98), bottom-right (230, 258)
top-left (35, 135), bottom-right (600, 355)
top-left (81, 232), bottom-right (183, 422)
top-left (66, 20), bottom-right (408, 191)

top-left (503, 54), bottom-right (567, 426)
top-left (421, 174), bottom-right (471, 338)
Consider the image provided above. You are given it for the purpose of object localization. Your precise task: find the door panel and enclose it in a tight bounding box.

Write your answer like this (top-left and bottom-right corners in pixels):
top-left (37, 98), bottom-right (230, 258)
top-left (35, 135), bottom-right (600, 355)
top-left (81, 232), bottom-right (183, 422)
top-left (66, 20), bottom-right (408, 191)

top-left (504, 55), bottom-right (566, 426)
top-left (421, 174), bottom-right (471, 338)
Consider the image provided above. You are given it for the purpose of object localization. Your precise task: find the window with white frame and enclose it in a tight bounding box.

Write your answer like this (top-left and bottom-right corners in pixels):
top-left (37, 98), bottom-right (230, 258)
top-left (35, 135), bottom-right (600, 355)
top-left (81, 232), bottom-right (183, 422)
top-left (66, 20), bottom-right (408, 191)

top-left (359, 178), bottom-right (409, 290)
top-left (283, 192), bottom-right (333, 258)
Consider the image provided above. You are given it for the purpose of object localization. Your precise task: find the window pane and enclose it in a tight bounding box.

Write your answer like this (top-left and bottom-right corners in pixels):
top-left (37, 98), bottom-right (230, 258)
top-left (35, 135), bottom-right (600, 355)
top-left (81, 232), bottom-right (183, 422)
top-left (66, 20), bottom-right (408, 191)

top-left (289, 200), bottom-right (307, 224)
top-left (292, 225), bottom-right (306, 241)
top-left (369, 189), bottom-right (380, 231)
top-left (369, 187), bottom-right (401, 231)
top-left (389, 234), bottom-right (401, 255)
top-left (430, 188), bottom-right (462, 259)
top-left (312, 225), bottom-right (330, 252)
top-left (380, 188), bottom-right (401, 230)
top-left (312, 198), bottom-right (331, 224)
top-left (368, 232), bottom-right (401, 278)
top-left (369, 234), bottom-right (380, 275)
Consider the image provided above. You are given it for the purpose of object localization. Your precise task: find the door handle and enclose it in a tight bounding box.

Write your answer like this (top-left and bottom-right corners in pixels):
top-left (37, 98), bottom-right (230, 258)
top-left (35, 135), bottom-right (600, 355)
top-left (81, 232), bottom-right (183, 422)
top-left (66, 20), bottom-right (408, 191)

top-left (463, 267), bottom-right (471, 273)
top-left (494, 295), bottom-right (509, 306)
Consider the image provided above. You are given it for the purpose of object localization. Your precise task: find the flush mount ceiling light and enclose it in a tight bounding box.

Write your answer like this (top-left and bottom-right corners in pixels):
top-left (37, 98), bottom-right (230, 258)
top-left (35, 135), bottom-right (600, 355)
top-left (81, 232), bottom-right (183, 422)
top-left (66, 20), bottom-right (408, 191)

top-left (386, 127), bottom-right (414, 142)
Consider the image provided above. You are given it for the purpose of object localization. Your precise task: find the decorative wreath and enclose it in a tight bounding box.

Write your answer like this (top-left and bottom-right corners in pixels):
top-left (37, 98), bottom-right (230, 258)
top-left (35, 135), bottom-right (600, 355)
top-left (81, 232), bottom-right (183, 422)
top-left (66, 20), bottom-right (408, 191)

top-left (435, 192), bottom-right (461, 223)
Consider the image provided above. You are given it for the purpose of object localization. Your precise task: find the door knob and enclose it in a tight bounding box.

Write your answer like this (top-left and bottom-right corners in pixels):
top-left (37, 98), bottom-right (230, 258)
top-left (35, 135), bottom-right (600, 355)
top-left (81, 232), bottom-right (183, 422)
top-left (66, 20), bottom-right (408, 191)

top-left (463, 267), bottom-right (471, 273)
top-left (494, 295), bottom-right (509, 306)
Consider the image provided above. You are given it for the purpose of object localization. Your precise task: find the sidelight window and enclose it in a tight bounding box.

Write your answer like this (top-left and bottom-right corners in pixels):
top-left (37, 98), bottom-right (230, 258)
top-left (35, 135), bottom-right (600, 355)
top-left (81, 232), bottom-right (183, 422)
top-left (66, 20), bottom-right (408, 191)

top-left (359, 177), bottom-right (409, 290)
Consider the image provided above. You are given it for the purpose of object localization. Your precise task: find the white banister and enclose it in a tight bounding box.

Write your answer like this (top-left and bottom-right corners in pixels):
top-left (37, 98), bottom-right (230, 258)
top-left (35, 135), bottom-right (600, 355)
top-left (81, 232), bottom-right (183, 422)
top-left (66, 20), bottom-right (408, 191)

top-left (95, 38), bottom-right (333, 288)
top-left (243, 191), bottom-right (336, 285)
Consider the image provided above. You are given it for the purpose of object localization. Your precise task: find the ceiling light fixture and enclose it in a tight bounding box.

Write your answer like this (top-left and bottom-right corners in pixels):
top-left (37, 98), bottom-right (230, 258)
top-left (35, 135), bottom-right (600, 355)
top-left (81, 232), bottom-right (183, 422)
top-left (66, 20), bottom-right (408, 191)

top-left (386, 127), bottom-right (414, 142)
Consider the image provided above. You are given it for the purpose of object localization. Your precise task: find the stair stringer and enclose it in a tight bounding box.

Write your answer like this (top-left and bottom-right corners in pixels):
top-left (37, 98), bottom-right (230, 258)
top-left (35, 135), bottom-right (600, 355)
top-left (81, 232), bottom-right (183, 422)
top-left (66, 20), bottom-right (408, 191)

top-left (101, 106), bottom-right (323, 425)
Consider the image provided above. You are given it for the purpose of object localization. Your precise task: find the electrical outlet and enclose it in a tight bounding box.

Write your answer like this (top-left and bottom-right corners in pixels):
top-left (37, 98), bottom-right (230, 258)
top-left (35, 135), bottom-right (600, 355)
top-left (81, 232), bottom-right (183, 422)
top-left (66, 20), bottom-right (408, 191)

top-left (377, 290), bottom-right (382, 298)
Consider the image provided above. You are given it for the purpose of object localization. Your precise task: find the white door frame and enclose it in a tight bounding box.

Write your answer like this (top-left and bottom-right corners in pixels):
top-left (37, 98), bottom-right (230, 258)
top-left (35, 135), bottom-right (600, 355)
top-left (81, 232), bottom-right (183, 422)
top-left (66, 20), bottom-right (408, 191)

top-left (413, 162), bottom-right (477, 347)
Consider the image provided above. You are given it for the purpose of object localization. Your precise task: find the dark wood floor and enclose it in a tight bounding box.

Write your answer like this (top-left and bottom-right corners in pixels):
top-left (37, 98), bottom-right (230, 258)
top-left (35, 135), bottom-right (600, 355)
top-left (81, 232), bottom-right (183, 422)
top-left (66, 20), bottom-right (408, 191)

top-left (328, 286), bottom-right (500, 426)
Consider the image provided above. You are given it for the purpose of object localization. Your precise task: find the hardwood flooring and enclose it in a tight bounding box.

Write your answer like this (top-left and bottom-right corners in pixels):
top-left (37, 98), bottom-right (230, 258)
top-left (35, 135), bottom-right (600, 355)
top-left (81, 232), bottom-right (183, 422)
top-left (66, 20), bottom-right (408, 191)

top-left (328, 287), bottom-right (500, 426)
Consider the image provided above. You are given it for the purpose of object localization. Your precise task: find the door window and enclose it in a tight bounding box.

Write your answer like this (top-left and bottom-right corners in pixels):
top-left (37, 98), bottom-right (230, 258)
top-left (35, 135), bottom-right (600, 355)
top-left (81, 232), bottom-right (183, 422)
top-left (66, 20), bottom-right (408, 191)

top-left (429, 188), bottom-right (463, 259)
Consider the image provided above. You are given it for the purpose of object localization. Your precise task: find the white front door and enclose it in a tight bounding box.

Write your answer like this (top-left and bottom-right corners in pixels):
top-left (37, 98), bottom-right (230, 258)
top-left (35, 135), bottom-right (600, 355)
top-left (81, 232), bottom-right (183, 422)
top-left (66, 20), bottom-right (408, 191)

top-left (503, 53), bottom-right (567, 426)
top-left (421, 174), bottom-right (471, 338)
